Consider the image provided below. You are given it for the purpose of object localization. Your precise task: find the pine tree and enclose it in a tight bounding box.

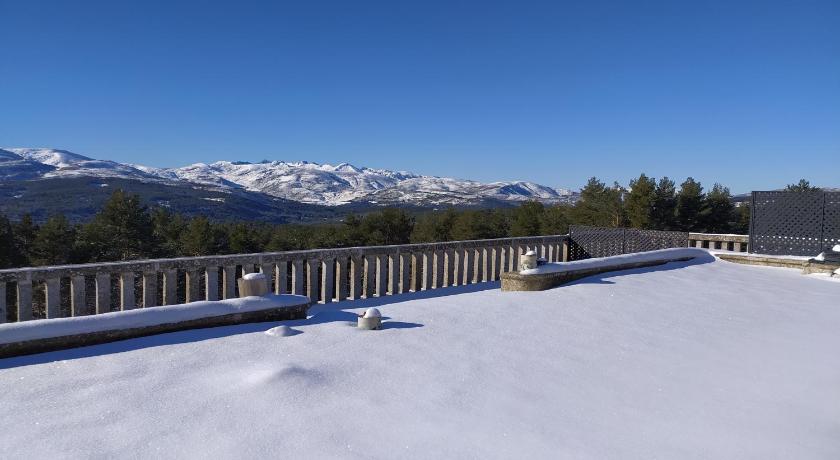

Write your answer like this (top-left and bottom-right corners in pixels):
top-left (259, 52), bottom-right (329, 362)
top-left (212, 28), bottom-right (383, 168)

top-left (0, 212), bottom-right (17, 268)
top-left (12, 213), bottom-right (38, 266)
top-left (675, 178), bottom-right (704, 231)
top-left (541, 205), bottom-right (570, 235)
top-left (625, 173), bottom-right (656, 229)
top-left (702, 183), bottom-right (735, 233)
top-left (510, 201), bottom-right (544, 236)
top-left (411, 209), bottom-right (457, 243)
top-left (228, 223), bottom-right (259, 254)
top-left (361, 209), bottom-right (414, 245)
top-left (180, 216), bottom-right (225, 256)
top-left (571, 178), bottom-right (625, 227)
top-left (31, 215), bottom-right (75, 265)
top-left (785, 179), bottom-right (820, 192)
top-left (650, 177), bottom-right (677, 230)
top-left (76, 190), bottom-right (156, 261)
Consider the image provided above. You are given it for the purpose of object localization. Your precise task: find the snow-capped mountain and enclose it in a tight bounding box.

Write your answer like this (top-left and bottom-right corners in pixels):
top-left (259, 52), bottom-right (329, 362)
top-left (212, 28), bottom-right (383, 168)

top-left (2, 147), bottom-right (579, 207)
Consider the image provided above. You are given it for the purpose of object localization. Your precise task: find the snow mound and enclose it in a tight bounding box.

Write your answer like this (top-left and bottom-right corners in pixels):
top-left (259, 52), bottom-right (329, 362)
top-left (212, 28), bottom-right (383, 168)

top-left (264, 325), bottom-right (300, 337)
top-left (243, 272), bottom-right (266, 281)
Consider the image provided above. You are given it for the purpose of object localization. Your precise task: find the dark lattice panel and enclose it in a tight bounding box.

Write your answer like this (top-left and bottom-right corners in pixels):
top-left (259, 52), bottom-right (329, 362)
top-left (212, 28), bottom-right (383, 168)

top-left (822, 192), bottom-right (840, 249)
top-left (749, 191), bottom-right (828, 256)
top-left (568, 226), bottom-right (625, 260)
top-left (624, 229), bottom-right (688, 253)
top-left (568, 226), bottom-right (687, 261)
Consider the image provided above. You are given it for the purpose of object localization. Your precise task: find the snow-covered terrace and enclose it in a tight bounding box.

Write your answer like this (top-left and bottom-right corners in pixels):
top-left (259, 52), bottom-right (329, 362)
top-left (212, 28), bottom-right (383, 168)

top-left (1, 255), bottom-right (839, 458)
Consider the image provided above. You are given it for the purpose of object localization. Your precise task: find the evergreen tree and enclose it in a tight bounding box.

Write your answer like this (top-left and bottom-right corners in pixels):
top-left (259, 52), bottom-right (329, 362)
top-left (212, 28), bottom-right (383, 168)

top-left (228, 223), bottom-right (259, 254)
top-left (31, 215), bottom-right (75, 265)
top-left (702, 183), bottom-right (735, 233)
top-left (625, 173), bottom-right (656, 229)
top-left (650, 177), bottom-right (677, 230)
top-left (361, 208), bottom-right (414, 245)
top-left (510, 201), bottom-right (544, 236)
top-left (76, 190), bottom-right (156, 261)
top-left (0, 212), bottom-right (17, 268)
top-left (733, 203), bottom-right (751, 234)
top-left (785, 179), bottom-right (820, 192)
top-left (12, 213), bottom-right (38, 266)
top-left (571, 178), bottom-right (625, 227)
top-left (180, 216), bottom-right (226, 256)
top-left (151, 208), bottom-right (187, 256)
top-left (451, 209), bottom-right (509, 240)
top-left (541, 205), bottom-right (570, 235)
top-left (411, 209), bottom-right (457, 243)
top-left (675, 178), bottom-right (704, 231)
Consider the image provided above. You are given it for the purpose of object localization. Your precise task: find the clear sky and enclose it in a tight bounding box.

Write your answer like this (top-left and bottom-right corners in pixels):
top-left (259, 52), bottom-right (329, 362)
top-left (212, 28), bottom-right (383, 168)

top-left (1, 0), bottom-right (838, 193)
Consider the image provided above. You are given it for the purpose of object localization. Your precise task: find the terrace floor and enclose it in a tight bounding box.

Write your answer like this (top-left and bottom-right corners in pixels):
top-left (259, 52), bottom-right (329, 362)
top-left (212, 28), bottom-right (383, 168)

top-left (1, 257), bottom-right (839, 459)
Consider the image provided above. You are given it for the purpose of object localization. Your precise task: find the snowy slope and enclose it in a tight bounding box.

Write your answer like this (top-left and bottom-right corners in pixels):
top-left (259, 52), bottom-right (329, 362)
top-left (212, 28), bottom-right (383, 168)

top-left (3, 147), bottom-right (578, 206)
top-left (1, 258), bottom-right (838, 458)
top-left (7, 148), bottom-right (164, 181)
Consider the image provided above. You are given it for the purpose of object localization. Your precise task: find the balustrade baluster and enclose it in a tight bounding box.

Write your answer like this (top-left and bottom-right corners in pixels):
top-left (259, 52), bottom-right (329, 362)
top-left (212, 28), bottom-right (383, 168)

top-left (120, 272), bottom-right (135, 310)
top-left (142, 272), bottom-right (157, 308)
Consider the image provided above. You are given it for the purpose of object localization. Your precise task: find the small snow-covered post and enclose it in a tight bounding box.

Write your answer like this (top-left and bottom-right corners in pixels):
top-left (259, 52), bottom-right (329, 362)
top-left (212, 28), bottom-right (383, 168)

top-left (519, 250), bottom-right (538, 272)
top-left (357, 307), bottom-right (382, 330)
top-left (238, 272), bottom-right (269, 297)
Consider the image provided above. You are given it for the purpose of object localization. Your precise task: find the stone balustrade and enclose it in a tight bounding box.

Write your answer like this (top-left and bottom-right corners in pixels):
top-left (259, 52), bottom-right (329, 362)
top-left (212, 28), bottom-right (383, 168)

top-left (688, 233), bottom-right (749, 252)
top-left (0, 235), bottom-right (570, 323)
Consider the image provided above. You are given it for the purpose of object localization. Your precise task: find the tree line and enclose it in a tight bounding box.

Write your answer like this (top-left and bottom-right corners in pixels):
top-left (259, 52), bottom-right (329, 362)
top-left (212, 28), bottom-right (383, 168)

top-left (0, 178), bottom-right (819, 269)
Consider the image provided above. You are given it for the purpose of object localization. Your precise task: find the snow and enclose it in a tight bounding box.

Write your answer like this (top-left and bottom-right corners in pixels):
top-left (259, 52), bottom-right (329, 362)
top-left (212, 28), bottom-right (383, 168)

top-left (242, 272), bottom-right (266, 281)
top-left (264, 325), bottom-right (300, 337)
top-left (0, 295), bottom-right (308, 345)
top-left (1, 259), bottom-right (839, 458)
top-left (362, 307), bottom-right (382, 318)
top-left (520, 247), bottom-right (710, 274)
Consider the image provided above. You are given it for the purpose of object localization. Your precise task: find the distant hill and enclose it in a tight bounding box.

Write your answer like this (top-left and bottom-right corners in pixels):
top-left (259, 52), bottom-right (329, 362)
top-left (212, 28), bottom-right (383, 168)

top-left (0, 148), bottom-right (579, 223)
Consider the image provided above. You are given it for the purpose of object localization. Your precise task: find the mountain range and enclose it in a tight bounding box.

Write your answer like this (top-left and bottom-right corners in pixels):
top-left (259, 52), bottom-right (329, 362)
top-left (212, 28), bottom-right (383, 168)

top-left (0, 147), bottom-right (578, 223)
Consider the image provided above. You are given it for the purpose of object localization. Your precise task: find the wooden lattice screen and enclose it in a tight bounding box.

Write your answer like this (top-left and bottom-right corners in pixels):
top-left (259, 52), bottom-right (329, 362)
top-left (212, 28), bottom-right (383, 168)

top-left (749, 191), bottom-right (840, 256)
top-left (568, 226), bottom-right (688, 261)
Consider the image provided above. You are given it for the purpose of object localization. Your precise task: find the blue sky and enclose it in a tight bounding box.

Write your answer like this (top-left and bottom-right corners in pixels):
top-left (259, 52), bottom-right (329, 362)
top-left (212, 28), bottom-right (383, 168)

top-left (1, 0), bottom-right (838, 193)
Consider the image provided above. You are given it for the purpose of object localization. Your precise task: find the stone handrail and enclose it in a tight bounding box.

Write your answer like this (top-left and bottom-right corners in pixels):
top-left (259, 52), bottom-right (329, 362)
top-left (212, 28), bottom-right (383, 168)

top-left (0, 235), bottom-right (570, 323)
top-left (688, 233), bottom-right (749, 252)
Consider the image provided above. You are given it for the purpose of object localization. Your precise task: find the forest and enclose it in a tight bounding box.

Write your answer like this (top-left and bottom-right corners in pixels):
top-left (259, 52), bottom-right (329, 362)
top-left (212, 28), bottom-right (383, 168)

top-left (0, 176), bottom-right (818, 269)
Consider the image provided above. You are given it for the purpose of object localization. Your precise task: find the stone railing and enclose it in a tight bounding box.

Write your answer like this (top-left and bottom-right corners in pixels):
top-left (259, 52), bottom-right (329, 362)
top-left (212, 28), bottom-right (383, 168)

top-left (689, 233), bottom-right (749, 252)
top-left (0, 235), bottom-right (570, 323)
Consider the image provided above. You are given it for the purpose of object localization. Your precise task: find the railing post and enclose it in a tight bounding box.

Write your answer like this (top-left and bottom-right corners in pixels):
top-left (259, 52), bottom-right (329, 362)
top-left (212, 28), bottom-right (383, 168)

top-left (433, 250), bottom-right (444, 289)
top-left (223, 265), bottom-right (236, 299)
top-left (120, 272), bottom-right (135, 310)
top-left (306, 259), bottom-right (319, 303)
top-left (399, 253), bottom-right (411, 294)
top-left (45, 277), bottom-right (61, 318)
top-left (321, 258), bottom-right (334, 304)
top-left (386, 253), bottom-right (398, 295)
top-left (421, 252), bottom-right (433, 291)
top-left (0, 282), bottom-right (6, 323)
top-left (375, 254), bottom-right (387, 297)
top-left (350, 255), bottom-right (363, 300)
top-left (292, 260), bottom-right (304, 295)
top-left (70, 275), bottom-right (86, 316)
top-left (444, 249), bottom-right (456, 287)
top-left (142, 272), bottom-right (157, 308)
top-left (562, 240), bottom-right (569, 262)
top-left (364, 255), bottom-right (375, 298)
top-left (163, 269), bottom-right (177, 305)
top-left (17, 275), bottom-right (33, 321)
top-left (335, 257), bottom-right (347, 301)
top-left (480, 248), bottom-right (490, 282)
top-left (95, 273), bottom-right (110, 314)
top-left (186, 270), bottom-right (200, 303)
top-left (695, 240), bottom-right (704, 248)
top-left (260, 264), bottom-right (273, 293)
top-left (275, 261), bottom-right (288, 294)
top-left (733, 242), bottom-right (742, 252)
top-left (205, 267), bottom-right (219, 301)
top-left (462, 248), bottom-right (474, 285)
